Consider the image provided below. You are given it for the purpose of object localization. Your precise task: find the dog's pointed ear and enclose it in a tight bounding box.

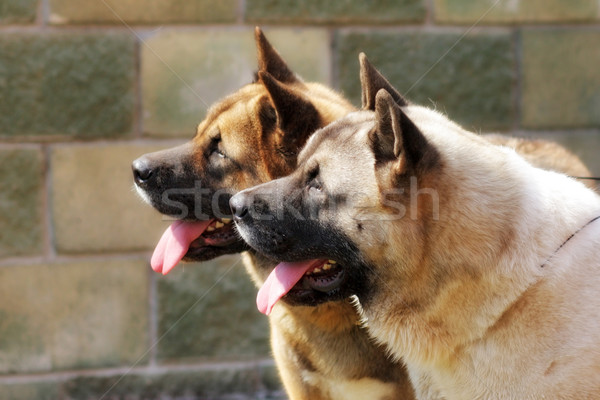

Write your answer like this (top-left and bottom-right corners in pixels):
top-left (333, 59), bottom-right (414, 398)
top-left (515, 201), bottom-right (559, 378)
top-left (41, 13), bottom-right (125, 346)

top-left (259, 71), bottom-right (320, 154)
top-left (372, 89), bottom-right (433, 168)
top-left (360, 53), bottom-right (408, 110)
top-left (255, 27), bottom-right (298, 84)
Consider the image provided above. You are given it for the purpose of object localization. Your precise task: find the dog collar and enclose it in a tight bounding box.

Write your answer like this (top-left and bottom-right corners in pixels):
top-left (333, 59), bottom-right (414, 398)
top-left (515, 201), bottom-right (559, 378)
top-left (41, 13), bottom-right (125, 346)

top-left (541, 215), bottom-right (600, 268)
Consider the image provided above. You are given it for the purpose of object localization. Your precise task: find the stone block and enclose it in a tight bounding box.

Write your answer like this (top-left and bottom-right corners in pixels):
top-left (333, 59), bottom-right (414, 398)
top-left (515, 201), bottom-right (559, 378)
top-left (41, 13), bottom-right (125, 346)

top-left (521, 29), bottom-right (600, 129)
top-left (156, 255), bottom-right (271, 361)
top-left (434, 0), bottom-right (597, 24)
top-left (0, 33), bottom-right (135, 138)
top-left (246, 0), bottom-right (425, 24)
top-left (51, 143), bottom-right (175, 253)
top-left (0, 0), bottom-right (38, 24)
top-left (0, 148), bottom-right (44, 258)
top-left (142, 28), bottom-right (331, 136)
top-left (0, 259), bottom-right (149, 373)
top-left (48, 0), bottom-right (237, 24)
top-left (337, 31), bottom-right (515, 130)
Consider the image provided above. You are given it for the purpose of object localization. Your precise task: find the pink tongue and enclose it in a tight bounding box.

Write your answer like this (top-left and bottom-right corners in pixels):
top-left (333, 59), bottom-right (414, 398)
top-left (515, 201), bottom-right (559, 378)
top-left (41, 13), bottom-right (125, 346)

top-left (256, 260), bottom-right (324, 315)
top-left (151, 220), bottom-right (212, 275)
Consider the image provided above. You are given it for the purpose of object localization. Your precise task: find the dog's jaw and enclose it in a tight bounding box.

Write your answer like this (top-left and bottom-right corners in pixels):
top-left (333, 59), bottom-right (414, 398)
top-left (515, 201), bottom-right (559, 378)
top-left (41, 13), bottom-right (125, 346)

top-left (183, 220), bottom-right (250, 262)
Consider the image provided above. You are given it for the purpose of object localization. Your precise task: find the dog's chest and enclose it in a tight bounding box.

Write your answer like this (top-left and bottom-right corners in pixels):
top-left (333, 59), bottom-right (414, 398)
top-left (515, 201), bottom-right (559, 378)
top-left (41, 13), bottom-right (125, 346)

top-left (302, 370), bottom-right (397, 400)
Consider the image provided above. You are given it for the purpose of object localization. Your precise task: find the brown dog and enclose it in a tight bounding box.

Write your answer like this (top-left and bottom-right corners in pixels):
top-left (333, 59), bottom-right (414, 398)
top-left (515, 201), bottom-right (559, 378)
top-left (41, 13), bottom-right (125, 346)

top-left (231, 85), bottom-right (600, 399)
top-left (133, 31), bottom-right (593, 399)
top-left (133, 29), bottom-right (416, 399)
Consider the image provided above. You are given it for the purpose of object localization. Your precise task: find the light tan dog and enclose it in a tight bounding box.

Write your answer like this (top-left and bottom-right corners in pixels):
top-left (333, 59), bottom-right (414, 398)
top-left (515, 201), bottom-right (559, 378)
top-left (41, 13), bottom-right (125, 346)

top-left (232, 82), bottom-right (600, 399)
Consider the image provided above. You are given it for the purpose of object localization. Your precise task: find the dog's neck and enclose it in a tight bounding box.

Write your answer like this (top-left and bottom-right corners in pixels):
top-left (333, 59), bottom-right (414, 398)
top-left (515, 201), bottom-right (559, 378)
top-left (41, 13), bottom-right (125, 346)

top-left (363, 130), bottom-right (600, 371)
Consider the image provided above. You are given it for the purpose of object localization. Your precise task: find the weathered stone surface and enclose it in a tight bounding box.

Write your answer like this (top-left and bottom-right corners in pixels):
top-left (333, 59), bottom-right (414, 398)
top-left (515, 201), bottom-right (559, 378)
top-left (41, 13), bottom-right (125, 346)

top-left (48, 0), bottom-right (237, 24)
top-left (246, 0), bottom-right (425, 24)
top-left (0, 259), bottom-right (149, 373)
top-left (0, 148), bottom-right (43, 258)
top-left (0, 381), bottom-right (58, 400)
top-left (337, 31), bottom-right (515, 130)
top-left (434, 0), bottom-right (597, 24)
top-left (0, 362), bottom-right (285, 400)
top-left (142, 28), bottom-right (331, 136)
top-left (51, 143), bottom-right (175, 253)
top-left (0, 33), bottom-right (135, 138)
top-left (156, 255), bottom-right (271, 361)
top-left (64, 365), bottom-right (284, 400)
top-left (521, 29), bottom-right (600, 129)
top-left (0, 0), bottom-right (38, 24)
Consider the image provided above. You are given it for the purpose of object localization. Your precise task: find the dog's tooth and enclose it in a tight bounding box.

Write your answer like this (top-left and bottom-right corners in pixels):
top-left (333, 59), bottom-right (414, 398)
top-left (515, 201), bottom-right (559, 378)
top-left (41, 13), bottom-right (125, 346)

top-left (206, 226), bottom-right (215, 232)
top-left (313, 267), bottom-right (322, 274)
top-left (221, 218), bottom-right (232, 224)
top-left (215, 221), bottom-right (224, 229)
top-left (328, 260), bottom-right (337, 264)
top-left (323, 263), bottom-right (331, 270)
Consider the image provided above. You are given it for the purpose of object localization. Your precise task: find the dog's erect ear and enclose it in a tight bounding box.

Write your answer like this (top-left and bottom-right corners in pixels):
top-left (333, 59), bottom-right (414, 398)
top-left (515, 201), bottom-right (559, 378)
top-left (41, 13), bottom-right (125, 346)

top-left (255, 27), bottom-right (299, 84)
top-left (259, 71), bottom-right (320, 155)
top-left (360, 53), bottom-right (408, 110)
top-left (373, 89), bottom-right (433, 169)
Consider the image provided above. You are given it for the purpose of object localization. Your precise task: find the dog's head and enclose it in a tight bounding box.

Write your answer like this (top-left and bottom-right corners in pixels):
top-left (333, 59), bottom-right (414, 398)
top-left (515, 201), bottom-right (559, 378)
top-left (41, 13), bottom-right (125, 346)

top-left (132, 28), bottom-right (353, 271)
top-left (231, 85), bottom-right (448, 313)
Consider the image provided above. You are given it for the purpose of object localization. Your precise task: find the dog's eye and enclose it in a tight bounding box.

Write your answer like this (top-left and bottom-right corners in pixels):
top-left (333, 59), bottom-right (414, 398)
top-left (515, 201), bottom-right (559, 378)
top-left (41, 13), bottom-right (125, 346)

top-left (209, 136), bottom-right (226, 160)
top-left (309, 179), bottom-right (323, 192)
top-left (306, 166), bottom-right (323, 192)
top-left (212, 147), bottom-right (225, 159)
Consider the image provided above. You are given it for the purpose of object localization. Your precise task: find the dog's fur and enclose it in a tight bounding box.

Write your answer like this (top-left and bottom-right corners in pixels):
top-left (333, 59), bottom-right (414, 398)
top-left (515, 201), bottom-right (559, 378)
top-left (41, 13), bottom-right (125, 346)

top-left (134, 31), bottom-right (594, 399)
top-left (233, 83), bottom-right (600, 398)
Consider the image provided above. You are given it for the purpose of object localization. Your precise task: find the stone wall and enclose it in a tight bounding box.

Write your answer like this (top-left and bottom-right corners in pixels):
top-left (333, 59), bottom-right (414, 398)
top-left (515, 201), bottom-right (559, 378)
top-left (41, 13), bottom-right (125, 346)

top-left (1, 1), bottom-right (599, 399)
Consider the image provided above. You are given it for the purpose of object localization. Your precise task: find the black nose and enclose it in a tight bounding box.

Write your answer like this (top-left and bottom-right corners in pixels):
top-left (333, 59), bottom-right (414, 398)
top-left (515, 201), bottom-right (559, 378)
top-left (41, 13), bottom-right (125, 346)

top-left (230, 193), bottom-right (249, 221)
top-left (132, 156), bottom-right (154, 186)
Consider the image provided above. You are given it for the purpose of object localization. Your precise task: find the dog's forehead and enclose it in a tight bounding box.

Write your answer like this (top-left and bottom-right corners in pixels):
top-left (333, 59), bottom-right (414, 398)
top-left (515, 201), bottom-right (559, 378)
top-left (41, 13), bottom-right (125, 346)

top-left (195, 83), bottom-right (267, 139)
top-left (298, 111), bottom-right (374, 165)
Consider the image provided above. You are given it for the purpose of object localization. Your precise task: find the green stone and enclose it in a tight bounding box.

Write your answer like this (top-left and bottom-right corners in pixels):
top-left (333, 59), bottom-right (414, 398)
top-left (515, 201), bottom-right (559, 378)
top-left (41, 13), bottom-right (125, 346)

top-left (156, 255), bottom-right (271, 361)
top-left (0, 0), bottom-right (38, 24)
top-left (434, 0), bottom-right (597, 24)
top-left (0, 148), bottom-right (43, 257)
top-left (0, 33), bottom-right (135, 138)
top-left (336, 31), bottom-right (515, 131)
top-left (521, 29), bottom-right (600, 129)
top-left (246, 0), bottom-right (425, 24)
top-left (48, 0), bottom-right (237, 24)
top-left (0, 382), bottom-right (58, 400)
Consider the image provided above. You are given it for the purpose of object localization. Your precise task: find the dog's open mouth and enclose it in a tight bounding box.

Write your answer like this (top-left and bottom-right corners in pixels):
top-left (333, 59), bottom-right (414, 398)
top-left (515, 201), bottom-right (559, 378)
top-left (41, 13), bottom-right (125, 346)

top-left (188, 218), bottom-right (236, 249)
top-left (151, 218), bottom-right (242, 275)
top-left (256, 259), bottom-right (346, 315)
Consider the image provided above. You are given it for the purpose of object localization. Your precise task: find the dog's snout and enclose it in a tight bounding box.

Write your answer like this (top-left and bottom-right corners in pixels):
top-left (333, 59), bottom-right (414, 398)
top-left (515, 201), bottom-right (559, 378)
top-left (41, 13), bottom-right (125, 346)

top-left (132, 156), bottom-right (155, 185)
top-left (230, 193), bottom-right (250, 221)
